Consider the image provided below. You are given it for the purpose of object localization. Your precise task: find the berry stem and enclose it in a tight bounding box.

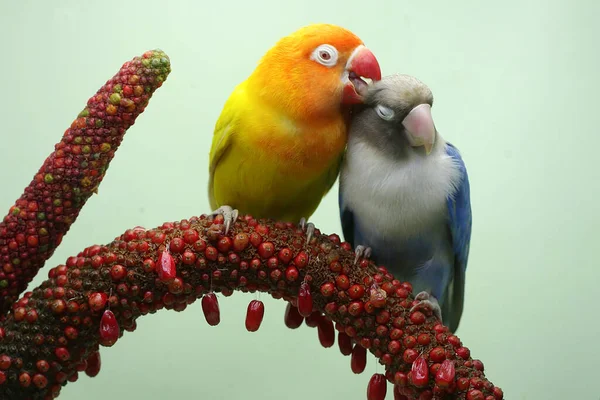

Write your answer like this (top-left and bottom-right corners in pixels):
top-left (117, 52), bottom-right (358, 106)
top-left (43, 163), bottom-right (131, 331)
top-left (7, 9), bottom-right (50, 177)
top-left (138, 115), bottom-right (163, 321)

top-left (0, 216), bottom-right (501, 399)
top-left (0, 49), bottom-right (171, 317)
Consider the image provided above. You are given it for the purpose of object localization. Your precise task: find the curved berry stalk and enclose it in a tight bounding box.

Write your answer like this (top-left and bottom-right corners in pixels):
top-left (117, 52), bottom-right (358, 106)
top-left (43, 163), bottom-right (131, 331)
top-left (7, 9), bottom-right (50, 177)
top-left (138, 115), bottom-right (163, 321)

top-left (0, 215), bottom-right (502, 399)
top-left (0, 49), bottom-right (171, 317)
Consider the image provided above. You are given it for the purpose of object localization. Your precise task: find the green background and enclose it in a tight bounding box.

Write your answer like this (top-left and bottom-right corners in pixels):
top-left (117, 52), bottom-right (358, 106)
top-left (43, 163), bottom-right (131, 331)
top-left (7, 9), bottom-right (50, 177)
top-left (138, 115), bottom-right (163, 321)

top-left (1, 0), bottom-right (598, 399)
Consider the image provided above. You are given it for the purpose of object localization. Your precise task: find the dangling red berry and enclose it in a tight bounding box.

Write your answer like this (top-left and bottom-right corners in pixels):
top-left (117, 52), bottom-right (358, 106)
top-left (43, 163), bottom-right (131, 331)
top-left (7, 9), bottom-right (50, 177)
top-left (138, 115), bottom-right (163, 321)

top-left (411, 355), bottom-right (429, 387)
top-left (284, 302), bottom-right (304, 329)
top-left (317, 318), bottom-right (335, 348)
top-left (201, 293), bottom-right (220, 326)
top-left (99, 309), bottom-right (119, 347)
top-left (84, 351), bottom-right (101, 377)
top-left (297, 281), bottom-right (313, 317)
top-left (245, 300), bottom-right (265, 332)
top-left (157, 247), bottom-right (176, 281)
top-left (350, 343), bottom-right (367, 373)
top-left (393, 385), bottom-right (409, 400)
top-left (338, 331), bottom-right (353, 356)
top-left (367, 373), bottom-right (387, 400)
top-left (304, 311), bottom-right (322, 328)
top-left (435, 359), bottom-right (456, 388)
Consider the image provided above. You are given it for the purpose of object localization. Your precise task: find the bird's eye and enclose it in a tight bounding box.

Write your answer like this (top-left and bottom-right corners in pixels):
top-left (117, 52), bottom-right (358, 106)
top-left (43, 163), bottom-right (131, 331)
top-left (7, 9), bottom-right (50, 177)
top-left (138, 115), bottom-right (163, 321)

top-left (375, 105), bottom-right (395, 120)
top-left (311, 44), bottom-right (338, 67)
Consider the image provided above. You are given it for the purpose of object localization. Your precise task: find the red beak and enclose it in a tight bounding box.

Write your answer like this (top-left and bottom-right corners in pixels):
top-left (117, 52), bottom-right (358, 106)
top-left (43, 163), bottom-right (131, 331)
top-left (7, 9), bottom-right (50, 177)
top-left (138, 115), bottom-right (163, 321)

top-left (342, 46), bottom-right (382, 104)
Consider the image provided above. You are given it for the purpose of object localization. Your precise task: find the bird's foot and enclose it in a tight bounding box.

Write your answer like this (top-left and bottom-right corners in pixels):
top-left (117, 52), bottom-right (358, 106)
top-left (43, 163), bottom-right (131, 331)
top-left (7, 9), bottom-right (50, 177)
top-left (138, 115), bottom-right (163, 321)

top-left (210, 205), bottom-right (239, 235)
top-left (410, 291), bottom-right (443, 322)
top-left (299, 217), bottom-right (315, 244)
top-left (353, 245), bottom-right (372, 265)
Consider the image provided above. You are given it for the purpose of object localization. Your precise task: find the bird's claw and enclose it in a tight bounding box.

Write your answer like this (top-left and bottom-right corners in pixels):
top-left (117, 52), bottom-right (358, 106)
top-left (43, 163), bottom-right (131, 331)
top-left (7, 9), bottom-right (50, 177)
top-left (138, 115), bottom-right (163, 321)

top-left (353, 245), bottom-right (372, 265)
top-left (210, 205), bottom-right (239, 235)
top-left (410, 291), bottom-right (443, 322)
top-left (299, 217), bottom-right (315, 244)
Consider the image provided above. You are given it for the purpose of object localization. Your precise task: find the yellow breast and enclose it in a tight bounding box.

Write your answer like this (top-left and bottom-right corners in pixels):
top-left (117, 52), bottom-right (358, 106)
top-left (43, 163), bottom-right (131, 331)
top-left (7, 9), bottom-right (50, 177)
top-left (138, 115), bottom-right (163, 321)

top-left (211, 99), bottom-right (347, 222)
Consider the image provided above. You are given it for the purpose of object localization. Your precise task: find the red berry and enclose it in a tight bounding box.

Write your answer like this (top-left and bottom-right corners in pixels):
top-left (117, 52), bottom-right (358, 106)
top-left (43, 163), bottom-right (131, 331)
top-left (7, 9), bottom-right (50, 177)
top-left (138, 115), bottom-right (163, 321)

top-left (317, 318), bottom-right (335, 348)
top-left (293, 251), bottom-right (308, 268)
top-left (335, 274), bottom-right (350, 290)
top-left (183, 229), bottom-right (199, 244)
top-left (493, 387), bottom-right (504, 399)
top-left (304, 311), bottom-right (322, 327)
top-left (249, 232), bottom-right (262, 247)
top-left (367, 373), bottom-right (387, 400)
top-left (32, 373), bottom-right (47, 389)
top-left (232, 233), bottom-right (249, 251)
top-left (435, 359), bottom-right (455, 388)
top-left (403, 335), bottom-right (417, 349)
top-left (369, 285), bottom-right (387, 308)
top-left (285, 266), bottom-right (299, 282)
top-left (350, 343), bottom-right (367, 373)
top-left (205, 246), bottom-right (218, 261)
top-left (338, 332), bottom-right (353, 356)
top-left (201, 293), bottom-right (220, 326)
top-left (245, 300), bottom-right (265, 332)
top-left (456, 346), bottom-right (471, 360)
top-left (84, 351), bottom-right (101, 377)
top-left (257, 242), bottom-right (275, 259)
top-left (387, 340), bottom-right (401, 354)
top-left (278, 248), bottom-right (293, 264)
top-left (19, 372), bottom-right (31, 387)
top-left (255, 224), bottom-right (269, 235)
top-left (169, 237), bottom-right (185, 253)
top-left (110, 264), bottom-right (126, 281)
top-left (417, 333), bottom-right (431, 345)
top-left (348, 301), bottom-right (364, 316)
top-left (320, 282), bottom-right (335, 297)
top-left (473, 359), bottom-right (484, 371)
top-left (25, 309), bottom-right (37, 323)
top-left (168, 277), bottom-right (184, 294)
top-left (411, 356), bottom-right (429, 387)
top-left (328, 233), bottom-right (341, 244)
top-left (401, 282), bottom-right (413, 292)
top-left (283, 302), bottom-right (304, 329)
top-left (447, 334), bottom-right (461, 347)
top-left (297, 282), bottom-right (313, 317)
top-left (410, 311), bottom-right (426, 324)
top-left (329, 261), bottom-right (342, 272)
top-left (217, 237), bottom-right (232, 253)
top-left (457, 377), bottom-right (470, 391)
top-left (348, 284), bottom-right (365, 299)
top-left (429, 346), bottom-right (446, 362)
top-left (394, 371), bottom-right (408, 387)
top-left (157, 248), bottom-right (176, 281)
top-left (88, 292), bottom-right (108, 312)
top-left (55, 347), bottom-right (70, 361)
top-left (99, 309), bottom-right (119, 347)
top-left (467, 390), bottom-right (484, 400)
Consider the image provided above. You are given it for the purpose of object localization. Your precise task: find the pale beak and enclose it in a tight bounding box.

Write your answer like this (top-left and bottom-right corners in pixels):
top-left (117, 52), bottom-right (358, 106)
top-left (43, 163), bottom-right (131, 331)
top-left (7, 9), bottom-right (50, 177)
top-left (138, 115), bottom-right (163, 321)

top-left (402, 103), bottom-right (436, 155)
top-left (341, 45), bottom-right (382, 104)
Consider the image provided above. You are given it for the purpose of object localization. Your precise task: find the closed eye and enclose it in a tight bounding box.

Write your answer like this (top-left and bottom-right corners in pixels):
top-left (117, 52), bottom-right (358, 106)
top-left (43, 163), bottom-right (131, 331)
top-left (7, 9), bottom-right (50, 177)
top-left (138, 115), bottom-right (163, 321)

top-left (375, 105), bottom-right (394, 120)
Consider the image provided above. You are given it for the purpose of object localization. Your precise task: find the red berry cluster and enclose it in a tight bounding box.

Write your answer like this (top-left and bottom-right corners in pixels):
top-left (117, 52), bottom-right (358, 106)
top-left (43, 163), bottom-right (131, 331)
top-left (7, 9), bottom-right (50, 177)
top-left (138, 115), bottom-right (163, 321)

top-left (0, 49), bottom-right (171, 316)
top-left (0, 214), bottom-right (501, 399)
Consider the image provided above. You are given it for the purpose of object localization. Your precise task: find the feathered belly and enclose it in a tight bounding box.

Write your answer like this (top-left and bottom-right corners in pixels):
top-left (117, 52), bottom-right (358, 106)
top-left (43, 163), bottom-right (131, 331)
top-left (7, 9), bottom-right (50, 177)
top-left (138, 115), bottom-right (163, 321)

top-left (212, 142), bottom-right (338, 221)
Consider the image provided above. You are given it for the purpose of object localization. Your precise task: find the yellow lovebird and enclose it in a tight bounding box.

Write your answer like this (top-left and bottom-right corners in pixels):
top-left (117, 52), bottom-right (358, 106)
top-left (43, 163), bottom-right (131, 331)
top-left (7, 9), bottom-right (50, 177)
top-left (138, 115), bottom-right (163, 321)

top-left (208, 23), bottom-right (381, 237)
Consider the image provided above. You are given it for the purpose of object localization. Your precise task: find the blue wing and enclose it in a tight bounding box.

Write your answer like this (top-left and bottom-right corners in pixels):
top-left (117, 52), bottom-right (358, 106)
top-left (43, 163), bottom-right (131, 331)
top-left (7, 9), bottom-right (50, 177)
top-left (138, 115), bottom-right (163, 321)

top-left (443, 142), bottom-right (473, 333)
top-left (339, 188), bottom-right (357, 248)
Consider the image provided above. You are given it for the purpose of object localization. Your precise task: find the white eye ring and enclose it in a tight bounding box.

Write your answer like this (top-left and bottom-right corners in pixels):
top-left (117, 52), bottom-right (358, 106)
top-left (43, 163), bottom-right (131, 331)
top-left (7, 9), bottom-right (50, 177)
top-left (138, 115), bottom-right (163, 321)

top-left (375, 105), bottom-right (395, 120)
top-left (311, 44), bottom-right (338, 68)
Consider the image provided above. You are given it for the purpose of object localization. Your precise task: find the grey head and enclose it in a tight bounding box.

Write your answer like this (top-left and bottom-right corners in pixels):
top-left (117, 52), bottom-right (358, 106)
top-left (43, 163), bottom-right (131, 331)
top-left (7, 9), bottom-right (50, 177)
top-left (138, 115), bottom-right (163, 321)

top-left (349, 74), bottom-right (438, 158)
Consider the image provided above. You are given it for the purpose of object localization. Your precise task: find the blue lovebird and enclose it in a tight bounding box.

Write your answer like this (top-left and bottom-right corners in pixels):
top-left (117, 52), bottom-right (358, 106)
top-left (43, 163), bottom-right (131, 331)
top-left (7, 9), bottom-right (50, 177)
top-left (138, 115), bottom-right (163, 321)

top-left (338, 74), bottom-right (472, 333)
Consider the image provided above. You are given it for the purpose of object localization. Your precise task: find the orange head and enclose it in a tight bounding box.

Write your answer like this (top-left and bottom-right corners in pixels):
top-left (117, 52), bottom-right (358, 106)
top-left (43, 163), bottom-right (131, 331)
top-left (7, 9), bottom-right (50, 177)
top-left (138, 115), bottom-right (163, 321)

top-left (247, 23), bottom-right (382, 121)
